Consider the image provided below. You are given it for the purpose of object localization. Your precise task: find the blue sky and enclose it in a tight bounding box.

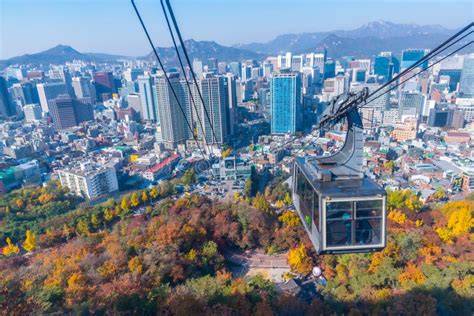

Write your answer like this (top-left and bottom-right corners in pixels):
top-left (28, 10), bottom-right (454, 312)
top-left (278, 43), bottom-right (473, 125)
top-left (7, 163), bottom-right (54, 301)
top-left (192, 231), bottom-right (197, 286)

top-left (1, 0), bottom-right (473, 59)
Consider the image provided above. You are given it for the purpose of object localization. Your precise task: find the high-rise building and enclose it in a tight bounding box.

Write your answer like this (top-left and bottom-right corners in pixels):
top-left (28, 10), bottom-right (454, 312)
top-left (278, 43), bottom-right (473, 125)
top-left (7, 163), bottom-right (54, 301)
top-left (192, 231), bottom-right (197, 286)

top-left (72, 77), bottom-right (94, 101)
top-left (123, 68), bottom-right (144, 82)
top-left (155, 73), bottom-right (190, 148)
top-left (241, 65), bottom-right (252, 81)
top-left (207, 58), bottom-right (218, 72)
top-left (401, 49), bottom-right (429, 69)
top-left (229, 62), bottom-right (241, 78)
top-left (193, 74), bottom-right (230, 144)
top-left (48, 95), bottom-right (77, 129)
top-left (192, 59), bottom-right (203, 79)
top-left (223, 74), bottom-right (237, 137)
top-left (5, 67), bottom-right (26, 81)
top-left (374, 52), bottom-right (400, 82)
top-left (73, 98), bottom-right (94, 123)
top-left (93, 71), bottom-right (115, 101)
top-left (263, 62), bottom-right (274, 78)
top-left (0, 76), bottom-right (15, 118)
top-left (399, 91), bottom-right (425, 119)
top-left (258, 88), bottom-right (271, 111)
top-left (137, 75), bottom-right (157, 122)
top-left (48, 95), bottom-right (93, 129)
top-left (271, 71), bottom-right (302, 134)
top-left (459, 56), bottom-right (474, 98)
top-left (324, 59), bottom-right (336, 79)
top-left (37, 82), bottom-right (68, 112)
top-left (12, 82), bottom-right (39, 106)
top-left (11, 83), bottom-right (26, 106)
top-left (127, 93), bottom-right (142, 117)
top-left (23, 103), bottom-right (42, 122)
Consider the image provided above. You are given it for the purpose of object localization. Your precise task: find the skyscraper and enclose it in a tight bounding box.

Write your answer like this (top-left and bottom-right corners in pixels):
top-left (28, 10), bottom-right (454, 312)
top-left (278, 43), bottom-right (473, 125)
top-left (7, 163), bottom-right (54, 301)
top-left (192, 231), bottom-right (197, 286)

top-left (0, 76), bottom-right (15, 118)
top-left (271, 72), bottom-right (302, 134)
top-left (72, 77), bottom-right (94, 101)
top-left (399, 91), bottom-right (425, 118)
top-left (192, 74), bottom-right (230, 144)
top-left (23, 104), bottom-right (42, 122)
top-left (401, 49), bottom-right (429, 69)
top-left (374, 52), bottom-right (400, 82)
top-left (222, 74), bottom-right (237, 137)
top-left (48, 95), bottom-right (94, 129)
top-left (93, 71), bottom-right (115, 101)
top-left (324, 59), bottom-right (336, 79)
top-left (155, 73), bottom-right (190, 148)
top-left (229, 62), bottom-right (241, 78)
top-left (459, 56), bottom-right (474, 98)
top-left (48, 95), bottom-right (77, 129)
top-left (37, 82), bottom-right (68, 112)
top-left (192, 59), bottom-right (203, 79)
top-left (137, 75), bottom-right (157, 122)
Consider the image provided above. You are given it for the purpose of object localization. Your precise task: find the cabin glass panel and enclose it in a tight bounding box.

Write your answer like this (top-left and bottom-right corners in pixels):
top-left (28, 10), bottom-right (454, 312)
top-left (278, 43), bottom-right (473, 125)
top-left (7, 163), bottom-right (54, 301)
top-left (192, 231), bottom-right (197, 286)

top-left (296, 170), bottom-right (314, 232)
top-left (326, 199), bottom-right (383, 248)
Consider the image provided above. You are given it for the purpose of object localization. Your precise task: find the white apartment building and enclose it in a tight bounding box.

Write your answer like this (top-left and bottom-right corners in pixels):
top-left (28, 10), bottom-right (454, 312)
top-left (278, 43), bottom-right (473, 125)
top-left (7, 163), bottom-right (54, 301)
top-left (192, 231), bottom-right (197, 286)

top-left (58, 162), bottom-right (118, 199)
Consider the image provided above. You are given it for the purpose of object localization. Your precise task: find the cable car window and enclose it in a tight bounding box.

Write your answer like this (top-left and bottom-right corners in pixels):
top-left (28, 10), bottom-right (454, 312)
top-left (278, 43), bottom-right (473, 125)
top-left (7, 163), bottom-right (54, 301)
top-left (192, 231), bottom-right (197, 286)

top-left (313, 192), bottom-right (319, 230)
top-left (326, 201), bottom-right (353, 246)
top-left (355, 200), bottom-right (383, 245)
top-left (296, 170), bottom-right (313, 232)
top-left (326, 201), bottom-right (352, 219)
top-left (356, 200), bottom-right (383, 218)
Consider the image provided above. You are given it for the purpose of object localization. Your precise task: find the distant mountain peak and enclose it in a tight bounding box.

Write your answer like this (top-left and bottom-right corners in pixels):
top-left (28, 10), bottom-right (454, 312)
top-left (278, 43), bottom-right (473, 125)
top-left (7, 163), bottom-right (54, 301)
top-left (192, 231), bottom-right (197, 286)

top-left (42, 44), bottom-right (82, 56)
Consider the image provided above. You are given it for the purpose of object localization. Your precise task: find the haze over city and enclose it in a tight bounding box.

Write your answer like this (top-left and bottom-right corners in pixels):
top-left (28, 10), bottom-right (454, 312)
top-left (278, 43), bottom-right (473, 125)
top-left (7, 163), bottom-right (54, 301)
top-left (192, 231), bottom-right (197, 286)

top-left (1, 0), bottom-right (473, 58)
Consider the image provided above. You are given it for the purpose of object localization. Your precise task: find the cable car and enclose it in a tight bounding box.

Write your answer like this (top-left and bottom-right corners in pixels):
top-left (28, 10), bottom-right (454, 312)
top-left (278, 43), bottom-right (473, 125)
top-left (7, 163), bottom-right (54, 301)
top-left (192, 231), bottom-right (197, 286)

top-left (292, 90), bottom-right (386, 254)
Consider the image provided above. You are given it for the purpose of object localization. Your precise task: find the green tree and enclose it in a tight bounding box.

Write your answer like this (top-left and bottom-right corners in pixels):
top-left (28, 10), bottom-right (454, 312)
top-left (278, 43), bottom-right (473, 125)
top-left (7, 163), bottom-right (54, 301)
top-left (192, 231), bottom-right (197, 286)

top-left (182, 169), bottom-right (197, 186)
top-left (244, 178), bottom-right (253, 197)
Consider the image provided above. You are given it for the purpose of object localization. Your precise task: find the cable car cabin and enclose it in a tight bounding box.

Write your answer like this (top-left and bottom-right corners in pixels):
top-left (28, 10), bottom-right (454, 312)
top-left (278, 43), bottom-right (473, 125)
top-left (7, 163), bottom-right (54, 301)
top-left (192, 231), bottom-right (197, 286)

top-left (293, 158), bottom-right (386, 254)
top-left (291, 96), bottom-right (386, 254)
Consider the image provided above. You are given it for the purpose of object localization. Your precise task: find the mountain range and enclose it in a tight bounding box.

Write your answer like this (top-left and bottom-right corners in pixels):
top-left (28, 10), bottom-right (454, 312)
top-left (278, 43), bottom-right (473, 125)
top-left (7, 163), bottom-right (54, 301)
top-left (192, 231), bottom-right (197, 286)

top-left (1, 21), bottom-right (470, 66)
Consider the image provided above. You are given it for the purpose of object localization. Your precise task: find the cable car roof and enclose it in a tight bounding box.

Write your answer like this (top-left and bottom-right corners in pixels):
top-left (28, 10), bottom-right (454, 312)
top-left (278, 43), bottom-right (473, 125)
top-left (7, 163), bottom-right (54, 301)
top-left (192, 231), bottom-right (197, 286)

top-left (295, 157), bottom-right (385, 198)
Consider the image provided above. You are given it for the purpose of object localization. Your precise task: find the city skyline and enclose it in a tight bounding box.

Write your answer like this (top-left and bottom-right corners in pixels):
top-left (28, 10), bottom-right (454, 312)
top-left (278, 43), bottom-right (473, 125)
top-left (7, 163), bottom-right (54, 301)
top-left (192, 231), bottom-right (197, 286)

top-left (1, 0), bottom-right (473, 59)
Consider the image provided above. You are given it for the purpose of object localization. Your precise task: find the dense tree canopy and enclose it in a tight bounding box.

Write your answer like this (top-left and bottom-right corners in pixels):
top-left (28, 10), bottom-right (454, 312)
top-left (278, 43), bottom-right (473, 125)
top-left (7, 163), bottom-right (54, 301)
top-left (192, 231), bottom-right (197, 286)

top-left (0, 180), bottom-right (472, 315)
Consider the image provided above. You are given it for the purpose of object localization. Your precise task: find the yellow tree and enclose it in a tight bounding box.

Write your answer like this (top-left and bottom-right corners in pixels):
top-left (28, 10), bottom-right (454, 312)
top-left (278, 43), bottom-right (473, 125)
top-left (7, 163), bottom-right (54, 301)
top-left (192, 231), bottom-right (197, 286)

top-left (234, 191), bottom-right (241, 202)
top-left (130, 192), bottom-right (140, 208)
top-left (150, 187), bottom-right (159, 201)
top-left (121, 196), bottom-right (130, 211)
top-left (22, 230), bottom-right (36, 252)
top-left (104, 208), bottom-right (114, 224)
top-left (279, 211), bottom-right (301, 227)
top-left (15, 198), bottom-right (24, 209)
top-left (141, 190), bottom-right (149, 204)
top-left (2, 237), bottom-right (20, 256)
top-left (288, 243), bottom-right (312, 274)
top-left (62, 224), bottom-right (72, 240)
top-left (128, 256), bottom-right (143, 274)
top-left (275, 200), bottom-right (284, 209)
top-left (253, 193), bottom-right (271, 213)
top-left (283, 192), bottom-right (292, 206)
top-left (221, 147), bottom-right (233, 158)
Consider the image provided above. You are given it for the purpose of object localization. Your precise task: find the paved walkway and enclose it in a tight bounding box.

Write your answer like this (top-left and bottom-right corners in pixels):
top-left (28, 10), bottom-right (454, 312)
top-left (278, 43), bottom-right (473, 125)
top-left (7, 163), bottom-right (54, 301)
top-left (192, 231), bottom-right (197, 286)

top-left (223, 248), bottom-right (289, 268)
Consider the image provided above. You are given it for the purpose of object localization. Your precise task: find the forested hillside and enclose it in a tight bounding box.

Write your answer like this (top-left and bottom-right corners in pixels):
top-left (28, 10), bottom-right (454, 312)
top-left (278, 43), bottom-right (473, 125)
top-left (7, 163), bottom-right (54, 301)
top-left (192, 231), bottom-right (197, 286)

top-left (0, 182), bottom-right (472, 315)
